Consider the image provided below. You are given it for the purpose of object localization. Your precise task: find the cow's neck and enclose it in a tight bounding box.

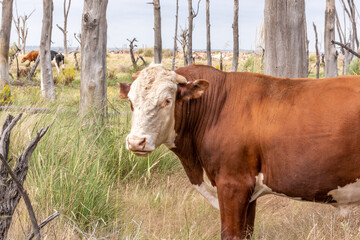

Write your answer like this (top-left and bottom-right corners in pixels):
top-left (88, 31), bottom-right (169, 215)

top-left (171, 66), bottom-right (228, 185)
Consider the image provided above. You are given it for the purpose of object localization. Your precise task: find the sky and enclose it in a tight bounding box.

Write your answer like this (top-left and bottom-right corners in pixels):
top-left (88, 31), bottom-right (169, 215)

top-left (2, 0), bottom-right (353, 52)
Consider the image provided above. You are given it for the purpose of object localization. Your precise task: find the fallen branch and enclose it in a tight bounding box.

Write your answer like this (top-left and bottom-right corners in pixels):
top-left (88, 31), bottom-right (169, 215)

top-left (331, 40), bottom-right (360, 58)
top-left (0, 153), bottom-right (41, 240)
top-left (25, 212), bottom-right (60, 240)
top-left (0, 114), bottom-right (50, 239)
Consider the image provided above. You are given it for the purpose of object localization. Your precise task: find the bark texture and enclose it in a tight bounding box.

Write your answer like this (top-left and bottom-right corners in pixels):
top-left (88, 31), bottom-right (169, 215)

top-left (80, 0), bottom-right (108, 116)
top-left (171, 0), bottom-right (179, 71)
top-left (264, 0), bottom-right (308, 78)
top-left (313, 22), bottom-right (320, 79)
top-left (40, 0), bottom-right (56, 99)
top-left (324, 0), bottom-right (338, 78)
top-left (231, 0), bottom-right (239, 72)
top-left (0, 0), bottom-right (13, 88)
top-left (152, 0), bottom-right (162, 64)
top-left (187, 0), bottom-right (194, 65)
top-left (206, 0), bottom-right (212, 66)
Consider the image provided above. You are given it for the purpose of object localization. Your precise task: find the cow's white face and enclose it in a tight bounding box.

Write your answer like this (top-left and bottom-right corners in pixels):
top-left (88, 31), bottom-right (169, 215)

top-left (118, 64), bottom-right (209, 157)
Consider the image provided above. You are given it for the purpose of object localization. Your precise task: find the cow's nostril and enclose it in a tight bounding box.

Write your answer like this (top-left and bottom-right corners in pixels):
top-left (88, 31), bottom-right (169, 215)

top-left (128, 136), bottom-right (147, 151)
top-left (139, 138), bottom-right (146, 148)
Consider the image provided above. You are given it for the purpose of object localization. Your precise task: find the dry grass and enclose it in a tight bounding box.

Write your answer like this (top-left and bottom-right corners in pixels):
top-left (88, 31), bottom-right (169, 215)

top-left (8, 172), bottom-right (360, 240)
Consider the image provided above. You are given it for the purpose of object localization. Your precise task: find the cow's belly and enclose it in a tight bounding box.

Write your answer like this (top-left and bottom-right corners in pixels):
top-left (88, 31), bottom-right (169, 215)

top-left (251, 172), bottom-right (360, 216)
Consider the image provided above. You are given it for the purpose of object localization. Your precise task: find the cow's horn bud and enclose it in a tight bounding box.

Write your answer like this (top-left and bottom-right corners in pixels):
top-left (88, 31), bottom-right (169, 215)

top-left (175, 74), bottom-right (187, 84)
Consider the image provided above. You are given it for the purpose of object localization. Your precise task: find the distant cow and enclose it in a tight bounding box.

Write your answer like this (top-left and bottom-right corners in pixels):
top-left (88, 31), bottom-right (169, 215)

top-left (118, 64), bottom-right (360, 239)
top-left (21, 51), bottom-right (39, 64)
top-left (50, 50), bottom-right (64, 73)
top-left (21, 50), bottom-right (64, 73)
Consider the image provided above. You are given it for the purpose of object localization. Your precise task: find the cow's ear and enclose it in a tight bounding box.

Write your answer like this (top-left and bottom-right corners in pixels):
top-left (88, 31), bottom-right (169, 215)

top-left (178, 79), bottom-right (209, 100)
top-left (132, 71), bottom-right (141, 80)
top-left (117, 82), bottom-right (131, 99)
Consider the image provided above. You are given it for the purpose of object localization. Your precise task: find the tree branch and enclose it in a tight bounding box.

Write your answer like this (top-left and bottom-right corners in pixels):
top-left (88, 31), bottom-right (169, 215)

top-left (56, 24), bottom-right (65, 33)
top-left (25, 212), bottom-right (60, 240)
top-left (0, 153), bottom-right (41, 240)
top-left (332, 40), bottom-right (360, 58)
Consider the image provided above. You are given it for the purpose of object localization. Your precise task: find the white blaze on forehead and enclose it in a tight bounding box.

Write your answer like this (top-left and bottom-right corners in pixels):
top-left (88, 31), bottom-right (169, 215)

top-left (193, 169), bottom-right (219, 210)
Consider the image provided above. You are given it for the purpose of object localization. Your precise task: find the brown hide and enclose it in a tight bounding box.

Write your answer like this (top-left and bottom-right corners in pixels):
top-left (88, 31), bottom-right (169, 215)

top-left (171, 65), bottom-right (360, 239)
top-left (21, 51), bottom-right (39, 63)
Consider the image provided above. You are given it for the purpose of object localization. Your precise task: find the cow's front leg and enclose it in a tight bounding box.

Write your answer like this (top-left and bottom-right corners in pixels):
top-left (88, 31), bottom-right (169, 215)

top-left (217, 180), bottom-right (253, 240)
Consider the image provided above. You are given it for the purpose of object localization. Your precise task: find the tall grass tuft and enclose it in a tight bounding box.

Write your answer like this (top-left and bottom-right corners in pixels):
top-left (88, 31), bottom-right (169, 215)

top-left (2, 86), bottom-right (180, 232)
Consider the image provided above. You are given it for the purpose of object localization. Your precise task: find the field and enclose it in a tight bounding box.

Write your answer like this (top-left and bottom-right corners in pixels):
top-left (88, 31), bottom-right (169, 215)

top-left (2, 49), bottom-right (360, 239)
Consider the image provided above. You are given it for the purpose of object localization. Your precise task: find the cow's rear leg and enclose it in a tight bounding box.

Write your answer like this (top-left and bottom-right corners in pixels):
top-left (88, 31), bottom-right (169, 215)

top-left (217, 180), bottom-right (253, 240)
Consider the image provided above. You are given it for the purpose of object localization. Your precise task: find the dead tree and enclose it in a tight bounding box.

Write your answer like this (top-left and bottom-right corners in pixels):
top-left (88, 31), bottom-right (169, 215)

top-left (73, 48), bottom-right (80, 70)
top-left (313, 23), bottom-right (320, 79)
top-left (80, 0), bottom-right (109, 116)
top-left (27, 55), bottom-right (40, 81)
top-left (231, 0), bottom-right (239, 72)
top-left (335, 0), bottom-right (357, 74)
top-left (127, 38), bottom-right (138, 67)
top-left (56, 0), bottom-right (71, 56)
top-left (206, 0), bottom-right (212, 66)
top-left (74, 32), bottom-right (81, 45)
top-left (187, 0), bottom-right (201, 65)
top-left (171, 0), bottom-right (179, 71)
top-left (148, 0), bottom-right (162, 64)
top-left (40, 0), bottom-right (56, 99)
top-left (9, 44), bottom-right (21, 79)
top-left (0, 114), bottom-right (49, 239)
top-left (13, 3), bottom-right (35, 55)
top-left (264, 0), bottom-right (308, 78)
top-left (178, 27), bottom-right (189, 66)
top-left (324, 0), bottom-right (338, 78)
top-left (0, 0), bottom-right (13, 89)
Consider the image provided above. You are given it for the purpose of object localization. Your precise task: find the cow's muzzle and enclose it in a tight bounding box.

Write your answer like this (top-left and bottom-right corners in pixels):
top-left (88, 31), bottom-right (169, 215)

top-left (126, 135), bottom-right (153, 157)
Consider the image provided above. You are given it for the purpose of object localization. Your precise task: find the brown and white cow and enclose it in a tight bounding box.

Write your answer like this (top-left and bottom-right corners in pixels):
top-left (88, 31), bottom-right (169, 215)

top-left (118, 64), bottom-right (360, 239)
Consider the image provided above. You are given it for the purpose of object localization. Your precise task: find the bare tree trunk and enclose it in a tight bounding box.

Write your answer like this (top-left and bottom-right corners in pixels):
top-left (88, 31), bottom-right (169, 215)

top-left (264, 0), bottom-right (308, 78)
top-left (171, 0), bottom-right (179, 71)
top-left (0, 0), bottom-right (14, 88)
top-left (152, 0), bottom-right (162, 64)
top-left (80, 0), bottom-right (108, 116)
top-left (313, 23), bottom-right (320, 79)
top-left (56, 0), bottom-right (71, 56)
top-left (324, 0), bottom-right (338, 78)
top-left (127, 38), bottom-right (137, 67)
top-left (206, 0), bottom-right (212, 66)
top-left (19, 10), bottom-right (35, 55)
top-left (186, 0), bottom-right (201, 65)
top-left (187, 0), bottom-right (193, 65)
top-left (40, 0), bottom-right (56, 99)
top-left (231, 0), bottom-right (239, 72)
top-left (178, 27), bottom-right (188, 66)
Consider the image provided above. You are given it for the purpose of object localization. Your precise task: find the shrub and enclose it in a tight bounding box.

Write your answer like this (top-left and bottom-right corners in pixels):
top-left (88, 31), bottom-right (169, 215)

top-left (107, 68), bottom-right (118, 80)
top-left (163, 49), bottom-right (173, 58)
top-left (242, 56), bottom-right (255, 72)
top-left (0, 85), bottom-right (14, 106)
top-left (144, 48), bottom-right (154, 57)
top-left (56, 67), bottom-right (77, 85)
top-left (348, 58), bottom-right (360, 75)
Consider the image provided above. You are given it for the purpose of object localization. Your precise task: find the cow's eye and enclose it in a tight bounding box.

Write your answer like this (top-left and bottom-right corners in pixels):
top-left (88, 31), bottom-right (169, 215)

top-left (162, 98), bottom-right (172, 107)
